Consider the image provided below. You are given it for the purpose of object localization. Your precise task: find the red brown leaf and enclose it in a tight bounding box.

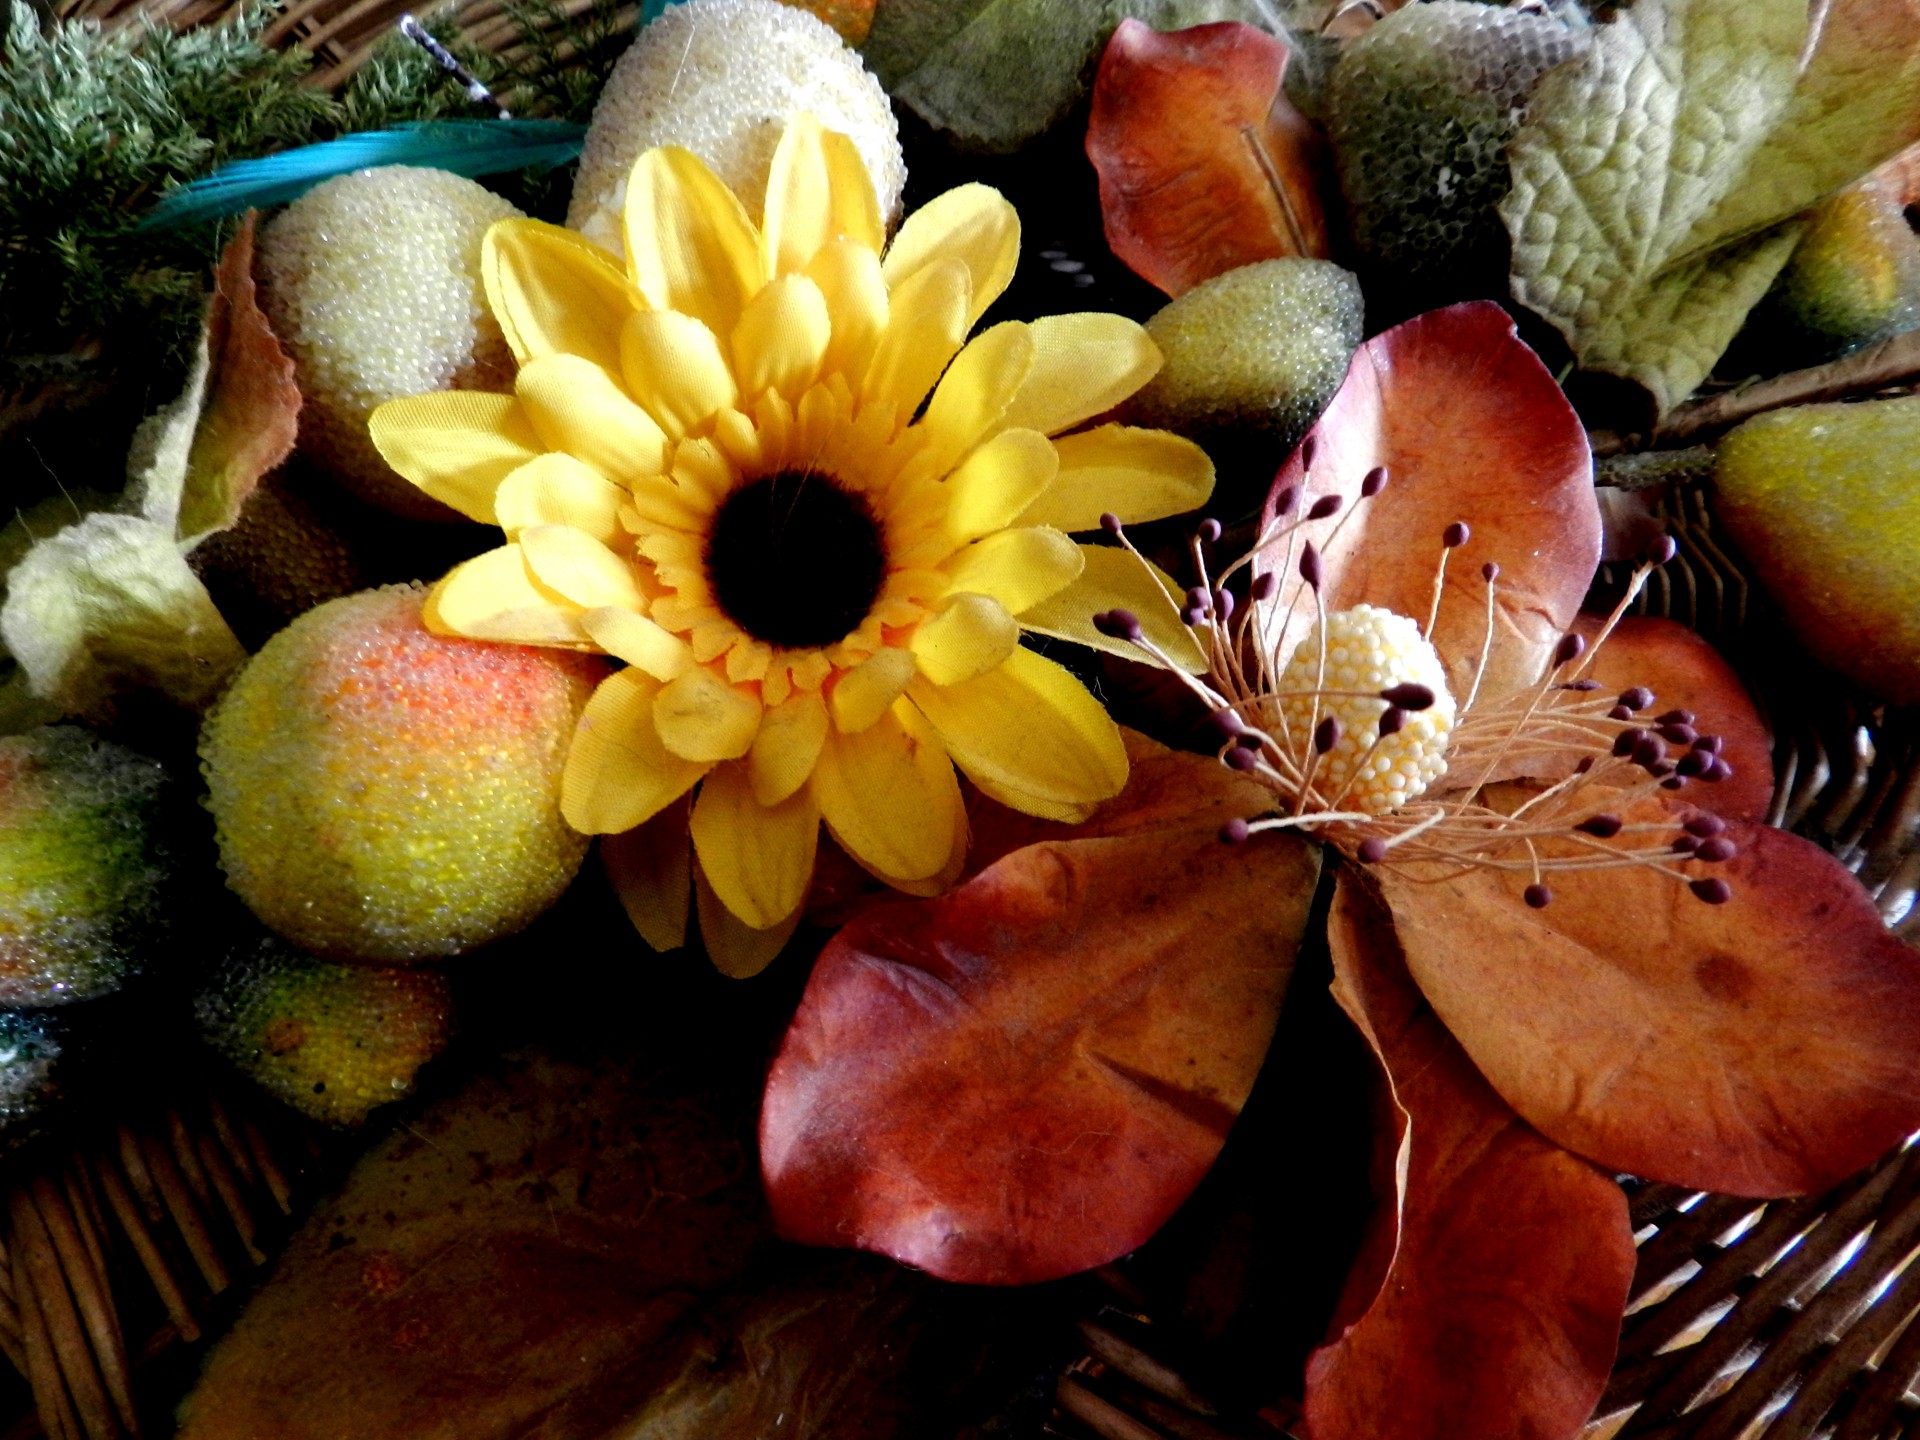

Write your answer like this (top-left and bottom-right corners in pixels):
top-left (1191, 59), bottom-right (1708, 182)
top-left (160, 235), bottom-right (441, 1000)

top-left (1086, 19), bottom-right (1331, 297)
top-left (180, 213), bottom-right (302, 543)
top-left (1255, 302), bottom-right (1598, 705)
top-left (761, 735), bottom-right (1317, 1285)
top-left (1308, 876), bottom-right (1634, 1440)
top-left (1378, 808), bottom-right (1920, 1195)
top-left (1568, 613), bottom-right (1775, 823)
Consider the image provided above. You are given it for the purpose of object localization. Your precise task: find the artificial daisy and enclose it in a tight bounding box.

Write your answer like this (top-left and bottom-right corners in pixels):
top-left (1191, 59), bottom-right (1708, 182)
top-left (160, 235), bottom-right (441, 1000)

top-left (368, 116), bottom-right (1214, 968)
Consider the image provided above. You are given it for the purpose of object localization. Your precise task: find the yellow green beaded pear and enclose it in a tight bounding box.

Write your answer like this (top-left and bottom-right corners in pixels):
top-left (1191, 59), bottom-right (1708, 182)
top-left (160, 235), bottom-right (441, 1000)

top-left (1715, 395), bottom-right (1920, 703)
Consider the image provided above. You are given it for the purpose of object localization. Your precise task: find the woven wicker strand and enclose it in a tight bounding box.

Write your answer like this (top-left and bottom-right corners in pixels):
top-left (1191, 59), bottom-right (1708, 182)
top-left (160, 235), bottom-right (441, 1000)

top-left (0, 1093), bottom-right (320, 1440)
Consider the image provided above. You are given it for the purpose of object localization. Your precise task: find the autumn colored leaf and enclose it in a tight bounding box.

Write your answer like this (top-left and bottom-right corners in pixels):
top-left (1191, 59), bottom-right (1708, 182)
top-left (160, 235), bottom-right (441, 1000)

top-left (0, 219), bottom-right (295, 724)
top-left (1086, 19), bottom-right (1330, 297)
top-left (1377, 807), bottom-right (1920, 1196)
top-left (1568, 614), bottom-right (1775, 823)
top-left (178, 1044), bottom-right (983, 1439)
top-left (174, 214), bottom-right (301, 544)
top-left (1255, 301), bottom-right (1598, 704)
top-left (1308, 877), bottom-right (1633, 1440)
top-left (761, 733), bottom-right (1318, 1285)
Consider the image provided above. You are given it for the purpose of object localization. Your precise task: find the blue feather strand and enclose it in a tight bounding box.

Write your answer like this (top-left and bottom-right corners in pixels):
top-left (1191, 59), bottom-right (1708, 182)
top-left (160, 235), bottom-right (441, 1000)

top-left (139, 119), bottom-right (589, 233)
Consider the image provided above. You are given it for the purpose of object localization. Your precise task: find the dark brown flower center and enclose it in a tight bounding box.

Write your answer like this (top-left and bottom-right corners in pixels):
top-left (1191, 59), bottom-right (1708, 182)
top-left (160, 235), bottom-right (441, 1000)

top-left (706, 471), bottom-right (887, 649)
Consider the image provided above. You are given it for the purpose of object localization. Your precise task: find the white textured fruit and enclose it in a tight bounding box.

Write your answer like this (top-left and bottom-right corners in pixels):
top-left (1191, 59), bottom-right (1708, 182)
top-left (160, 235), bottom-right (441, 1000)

top-left (567, 0), bottom-right (905, 258)
top-left (257, 166), bottom-right (522, 521)
top-left (1273, 604), bottom-right (1455, 813)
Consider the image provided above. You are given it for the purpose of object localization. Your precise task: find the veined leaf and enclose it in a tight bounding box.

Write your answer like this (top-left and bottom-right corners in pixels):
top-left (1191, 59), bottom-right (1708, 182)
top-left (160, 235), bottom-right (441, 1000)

top-left (1502, 0), bottom-right (1920, 414)
top-left (762, 732), bottom-right (1317, 1284)
top-left (1086, 19), bottom-right (1330, 296)
top-left (1310, 877), bottom-right (1634, 1440)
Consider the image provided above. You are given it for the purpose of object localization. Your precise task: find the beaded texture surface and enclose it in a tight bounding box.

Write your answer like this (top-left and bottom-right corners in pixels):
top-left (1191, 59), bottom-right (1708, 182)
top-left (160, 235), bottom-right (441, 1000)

top-left (0, 726), bottom-right (171, 1006)
top-left (1273, 604), bottom-right (1455, 814)
top-left (200, 586), bottom-right (607, 964)
top-left (566, 0), bottom-right (905, 258)
top-left (258, 166), bottom-right (522, 519)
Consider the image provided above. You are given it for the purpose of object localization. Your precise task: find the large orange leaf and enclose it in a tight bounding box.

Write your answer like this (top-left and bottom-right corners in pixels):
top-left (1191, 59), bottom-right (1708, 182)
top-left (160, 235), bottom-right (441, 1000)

top-left (1569, 613), bottom-right (1775, 823)
top-left (1255, 302), bottom-right (1598, 705)
top-left (1086, 19), bottom-right (1330, 297)
top-left (1378, 808), bottom-right (1920, 1195)
top-left (1308, 878), bottom-right (1633, 1440)
top-left (760, 736), bottom-right (1318, 1285)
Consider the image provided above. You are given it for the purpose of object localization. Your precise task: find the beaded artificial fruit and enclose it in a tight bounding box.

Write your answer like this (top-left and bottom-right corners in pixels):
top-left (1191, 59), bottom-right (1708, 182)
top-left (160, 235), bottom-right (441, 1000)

top-left (367, 114), bottom-right (1216, 973)
top-left (758, 301), bottom-right (1920, 1440)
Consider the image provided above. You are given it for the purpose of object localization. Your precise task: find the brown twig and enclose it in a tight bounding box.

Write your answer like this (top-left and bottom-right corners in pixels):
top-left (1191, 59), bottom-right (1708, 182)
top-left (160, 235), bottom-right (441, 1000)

top-left (1592, 328), bottom-right (1920, 456)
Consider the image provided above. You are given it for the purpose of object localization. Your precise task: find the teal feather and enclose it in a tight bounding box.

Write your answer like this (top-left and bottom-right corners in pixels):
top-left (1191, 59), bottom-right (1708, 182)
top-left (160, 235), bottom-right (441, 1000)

top-left (138, 119), bottom-right (588, 232)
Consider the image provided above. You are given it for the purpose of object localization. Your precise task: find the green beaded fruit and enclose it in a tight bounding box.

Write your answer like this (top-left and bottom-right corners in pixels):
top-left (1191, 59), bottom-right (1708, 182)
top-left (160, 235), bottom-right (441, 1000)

top-left (1326, 1), bottom-right (1587, 316)
top-left (1714, 395), bottom-right (1920, 703)
top-left (195, 930), bottom-right (454, 1126)
top-left (1741, 178), bottom-right (1920, 366)
top-left (1123, 259), bottom-right (1363, 512)
top-left (0, 1009), bottom-right (81, 1155)
top-left (257, 167), bottom-right (523, 521)
top-left (200, 586), bottom-right (609, 963)
top-left (0, 727), bottom-right (171, 1006)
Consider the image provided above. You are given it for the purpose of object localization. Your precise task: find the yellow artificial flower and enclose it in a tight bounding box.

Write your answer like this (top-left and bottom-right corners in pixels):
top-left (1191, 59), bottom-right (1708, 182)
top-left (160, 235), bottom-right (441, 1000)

top-left (369, 116), bottom-right (1214, 968)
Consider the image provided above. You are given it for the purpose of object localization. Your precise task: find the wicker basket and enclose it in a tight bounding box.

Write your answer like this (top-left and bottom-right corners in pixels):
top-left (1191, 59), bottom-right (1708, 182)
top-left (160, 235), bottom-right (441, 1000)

top-left (14, 3), bottom-right (1920, 1437)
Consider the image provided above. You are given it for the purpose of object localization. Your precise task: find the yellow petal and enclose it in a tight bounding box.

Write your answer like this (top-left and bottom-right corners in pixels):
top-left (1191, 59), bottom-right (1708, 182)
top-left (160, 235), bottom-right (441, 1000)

top-left (911, 593), bottom-right (1018, 686)
top-left (831, 786), bottom-right (971, 897)
top-left (907, 647), bottom-right (1127, 809)
top-left (810, 699), bottom-right (962, 882)
top-left (563, 669), bottom-right (710, 833)
top-left (940, 527), bottom-right (1084, 615)
top-left (484, 218), bottom-right (638, 372)
top-left (516, 354), bottom-right (669, 481)
top-left (941, 428), bottom-right (1059, 545)
top-left (750, 687), bottom-right (829, 805)
top-left (763, 113), bottom-right (884, 278)
top-left (1018, 424), bottom-right (1216, 532)
top-left (882, 183), bottom-right (1019, 330)
top-left (601, 797), bottom-right (692, 952)
top-left (624, 146), bottom-right (767, 337)
top-left (426, 543), bottom-right (587, 645)
top-left (860, 256), bottom-right (969, 421)
top-left (369, 393), bottom-right (539, 524)
top-left (695, 863), bottom-right (803, 978)
top-left (731, 273), bottom-right (831, 402)
top-left (627, 475), bottom-right (712, 531)
top-left (653, 665), bottom-right (762, 761)
top-left (690, 761), bottom-right (820, 929)
top-left (493, 452), bottom-right (627, 545)
top-left (999, 315), bottom-right (1162, 437)
top-left (1018, 545), bottom-right (1207, 672)
top-left (915, 320), bottom-right (1034, 475)
top-left (621, 309), bottom-right (739, 440)
top-left (518, 524), bottom-right (644, 610)
top-left (581, 606), bottom-right (690, 680)
top-left (827, 645), bottom-right (917, 733)
top-left (966, 775), bottom-right (1099, 825)
top-left (807, 238), bottom-right (889, 388)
